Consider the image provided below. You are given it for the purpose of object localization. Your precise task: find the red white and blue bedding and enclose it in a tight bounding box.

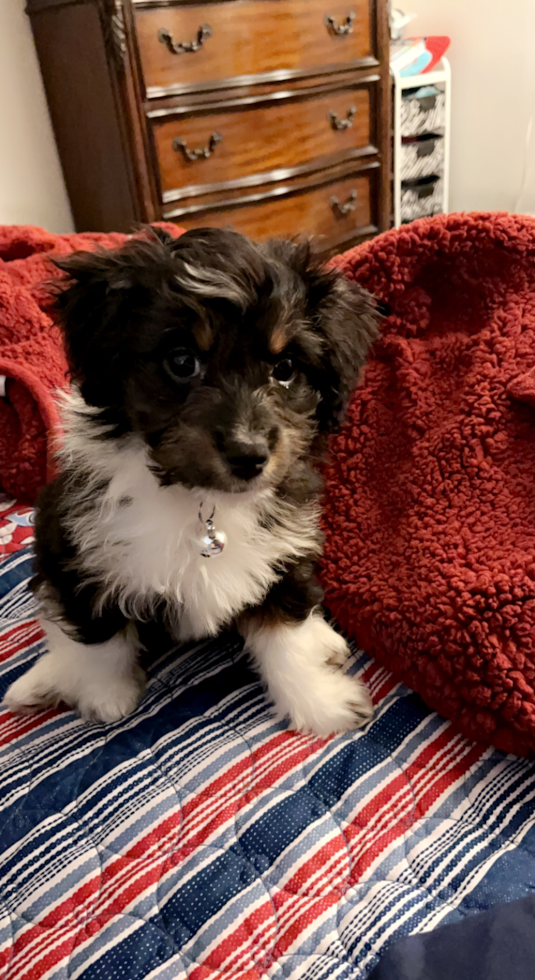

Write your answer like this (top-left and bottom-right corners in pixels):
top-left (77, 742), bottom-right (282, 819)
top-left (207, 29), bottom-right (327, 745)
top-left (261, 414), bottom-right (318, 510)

top-left (1, 500), bottom-right (535, 980)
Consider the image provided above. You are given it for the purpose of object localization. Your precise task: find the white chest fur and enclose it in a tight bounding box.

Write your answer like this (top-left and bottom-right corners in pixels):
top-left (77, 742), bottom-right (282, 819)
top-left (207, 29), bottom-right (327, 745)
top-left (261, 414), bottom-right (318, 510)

top-left (65, 439), bottom-right (320, 640)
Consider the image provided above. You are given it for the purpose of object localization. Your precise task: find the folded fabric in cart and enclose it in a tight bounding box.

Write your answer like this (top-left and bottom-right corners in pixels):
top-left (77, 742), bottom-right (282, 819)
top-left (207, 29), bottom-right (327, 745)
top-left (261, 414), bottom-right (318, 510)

top-left (391, 36), bottom-right (450, 77)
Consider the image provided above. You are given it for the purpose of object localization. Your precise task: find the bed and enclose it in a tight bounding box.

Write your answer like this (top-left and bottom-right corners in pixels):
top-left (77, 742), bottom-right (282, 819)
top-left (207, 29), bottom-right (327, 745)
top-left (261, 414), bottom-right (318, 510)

top-left (2, 497), bottom-right (535, 980)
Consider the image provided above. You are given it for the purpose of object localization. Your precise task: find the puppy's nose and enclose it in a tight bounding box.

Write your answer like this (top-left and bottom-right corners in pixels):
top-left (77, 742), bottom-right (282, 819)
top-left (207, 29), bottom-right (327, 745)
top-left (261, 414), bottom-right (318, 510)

top-left (224, 435), bottom-right (269, 481)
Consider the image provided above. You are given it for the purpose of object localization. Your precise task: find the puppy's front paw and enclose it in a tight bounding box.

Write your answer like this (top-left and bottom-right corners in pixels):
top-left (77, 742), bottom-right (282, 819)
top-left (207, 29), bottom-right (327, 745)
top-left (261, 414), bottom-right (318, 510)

top-left (77, 666), bottom-right (145, 723)
top-left (288, 669), bottom-right (373, 737)
top-left (324, 628), bottom-right (352, 666)
top-left (247, 613), bottom-right (373, 738)
top-left (290, 617), bottom-right (373, 736)
top-left (3, 623), bottom-right (145, 724)
top-left (4, 659), bottom-right (64, 715)
top-left (4, 655), bottom-right (145, 723)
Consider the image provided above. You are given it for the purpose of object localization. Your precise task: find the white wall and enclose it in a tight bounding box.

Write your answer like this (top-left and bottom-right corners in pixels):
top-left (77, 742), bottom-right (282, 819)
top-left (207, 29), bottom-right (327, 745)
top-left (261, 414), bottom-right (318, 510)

top-left (405, 0), bottom-right (535, 214)
top-left (0, 0), bottom-right (74, 232)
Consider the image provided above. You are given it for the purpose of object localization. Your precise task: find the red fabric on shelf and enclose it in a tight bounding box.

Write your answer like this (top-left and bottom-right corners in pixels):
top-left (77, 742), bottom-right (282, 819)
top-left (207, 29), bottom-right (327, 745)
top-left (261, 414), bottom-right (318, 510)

top-left (320, 212), bottom-right (535, 756)
top-left (0, 224), bottom-right (180, 503)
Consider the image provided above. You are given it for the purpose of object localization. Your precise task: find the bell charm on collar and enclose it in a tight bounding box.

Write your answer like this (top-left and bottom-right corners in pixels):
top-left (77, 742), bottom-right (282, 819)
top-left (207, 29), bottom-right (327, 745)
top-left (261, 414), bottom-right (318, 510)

top-left (199, 506), bottom-right (227, 557)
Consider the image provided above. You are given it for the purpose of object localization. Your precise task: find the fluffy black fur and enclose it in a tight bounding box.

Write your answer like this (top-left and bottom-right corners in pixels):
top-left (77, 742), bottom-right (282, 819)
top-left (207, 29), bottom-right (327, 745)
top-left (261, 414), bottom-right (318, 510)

top-left (35, 228), bottom-right (379, 643)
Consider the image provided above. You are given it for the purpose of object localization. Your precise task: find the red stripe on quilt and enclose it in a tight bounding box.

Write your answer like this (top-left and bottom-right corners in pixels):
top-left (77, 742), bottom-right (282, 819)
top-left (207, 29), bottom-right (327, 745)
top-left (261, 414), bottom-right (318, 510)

top-left (0, 620), bottom-right (43, 663)
top-left (6, 726), bottom-right (323, 977)
top-left (177, 725), bottom-right (485, 972)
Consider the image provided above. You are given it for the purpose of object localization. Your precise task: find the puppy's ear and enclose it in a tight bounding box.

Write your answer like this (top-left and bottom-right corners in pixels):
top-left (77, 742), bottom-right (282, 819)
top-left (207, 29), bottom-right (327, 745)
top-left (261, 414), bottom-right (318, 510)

top-left (302, 253), bottom-right (380, 433)
top-left (52, 248), bottom-right (132, 407)
top-left (53, 236), bottom-right (174, 407)
top-left (145, 225), bottom-right (175, 247)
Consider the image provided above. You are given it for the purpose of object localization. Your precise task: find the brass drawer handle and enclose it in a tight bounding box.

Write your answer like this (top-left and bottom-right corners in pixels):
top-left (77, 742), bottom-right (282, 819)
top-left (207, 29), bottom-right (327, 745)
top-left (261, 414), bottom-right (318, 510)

top-left (331, 190), bottom-right (357, 216)
top-left (324, 12), bottom-right (356, 35)
top-left (158, 24), bottom-right (212, 55)
top-left (172, 132), bottom-right (223, 162)
top-left (328, 106), bottom-right (357, 131)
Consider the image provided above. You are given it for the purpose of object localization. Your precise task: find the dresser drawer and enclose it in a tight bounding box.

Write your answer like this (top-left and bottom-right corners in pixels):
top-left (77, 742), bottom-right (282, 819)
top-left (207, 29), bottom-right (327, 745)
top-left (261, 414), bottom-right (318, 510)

top-left (135, 0), bottom-right (374, 97)
top-left (167, 167), bottom-right (377, 248)
top-left (153, 84), bottom-right (374, 200)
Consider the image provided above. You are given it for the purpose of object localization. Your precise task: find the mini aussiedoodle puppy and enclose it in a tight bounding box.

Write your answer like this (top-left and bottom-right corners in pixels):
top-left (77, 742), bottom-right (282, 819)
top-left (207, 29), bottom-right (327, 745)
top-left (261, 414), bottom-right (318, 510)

top-left (4, 228), bottom-right (379, 735)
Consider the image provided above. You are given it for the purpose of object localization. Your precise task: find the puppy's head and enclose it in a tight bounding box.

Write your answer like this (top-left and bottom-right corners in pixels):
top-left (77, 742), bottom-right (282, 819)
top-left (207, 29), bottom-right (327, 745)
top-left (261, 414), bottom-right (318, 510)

top-left (54, 228), bottom-right (379, 493)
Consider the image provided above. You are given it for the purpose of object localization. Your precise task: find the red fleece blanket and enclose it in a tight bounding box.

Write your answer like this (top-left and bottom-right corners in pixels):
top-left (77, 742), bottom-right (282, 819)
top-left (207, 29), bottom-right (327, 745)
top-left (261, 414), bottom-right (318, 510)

top-left (0, 224), bottom-right (177, 503)
top-left (321, 211), bottom-right (535, 756)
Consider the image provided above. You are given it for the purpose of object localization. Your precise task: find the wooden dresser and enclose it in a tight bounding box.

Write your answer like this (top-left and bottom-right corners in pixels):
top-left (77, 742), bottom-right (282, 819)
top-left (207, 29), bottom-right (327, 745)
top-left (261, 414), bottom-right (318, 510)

top-left (27, 0), bottom-right (391, 255)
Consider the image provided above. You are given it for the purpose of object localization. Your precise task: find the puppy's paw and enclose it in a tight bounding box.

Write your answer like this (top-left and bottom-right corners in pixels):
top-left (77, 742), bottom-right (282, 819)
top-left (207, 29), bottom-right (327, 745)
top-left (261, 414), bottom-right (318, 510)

top-left (77, 666), bottom-right (146, 723)
top-left (247, 612), bottom-right (373, 738)
top-left (325, 629), bottom-right (352, 666)
top-left (3, 624), bottom-right (145, 724)
top-left (4, 655), bottom-right (146, 723)
top-left (4, 660), bottom-right (64, 715)
top-left (288, 669), bottom-right (373, 737)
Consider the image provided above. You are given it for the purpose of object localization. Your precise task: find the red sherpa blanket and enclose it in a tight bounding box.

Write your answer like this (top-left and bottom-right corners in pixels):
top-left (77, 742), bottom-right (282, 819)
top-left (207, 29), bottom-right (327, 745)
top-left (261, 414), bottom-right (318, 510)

top-left (0, 224), bottom-right (178, 503)
top-left (321, 211), bottom-right (535, 757)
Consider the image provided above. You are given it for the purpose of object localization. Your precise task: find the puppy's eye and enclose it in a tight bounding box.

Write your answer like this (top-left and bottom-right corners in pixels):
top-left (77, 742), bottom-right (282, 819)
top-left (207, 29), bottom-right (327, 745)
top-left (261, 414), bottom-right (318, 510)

top-left (271, 357), bottom-right (296, 387)
top-left (165, 348), bottom-right (201, 383)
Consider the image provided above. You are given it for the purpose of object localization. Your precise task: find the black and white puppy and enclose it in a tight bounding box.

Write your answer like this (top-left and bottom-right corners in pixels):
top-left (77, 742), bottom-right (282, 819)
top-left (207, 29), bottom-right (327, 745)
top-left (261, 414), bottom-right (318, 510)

top-left (4, 228), bottom-right (379, 735)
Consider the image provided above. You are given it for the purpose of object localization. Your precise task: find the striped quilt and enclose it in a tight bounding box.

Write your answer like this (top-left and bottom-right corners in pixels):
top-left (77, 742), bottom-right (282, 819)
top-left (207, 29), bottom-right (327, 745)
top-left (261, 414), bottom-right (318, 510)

top-left (1, 500), bottom-right (535, 980)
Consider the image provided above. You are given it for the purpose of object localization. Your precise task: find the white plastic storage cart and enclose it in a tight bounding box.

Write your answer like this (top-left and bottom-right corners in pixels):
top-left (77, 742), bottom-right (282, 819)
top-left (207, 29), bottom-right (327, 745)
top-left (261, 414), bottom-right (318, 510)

top-left (391, 57), bottom-right (451, 227)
